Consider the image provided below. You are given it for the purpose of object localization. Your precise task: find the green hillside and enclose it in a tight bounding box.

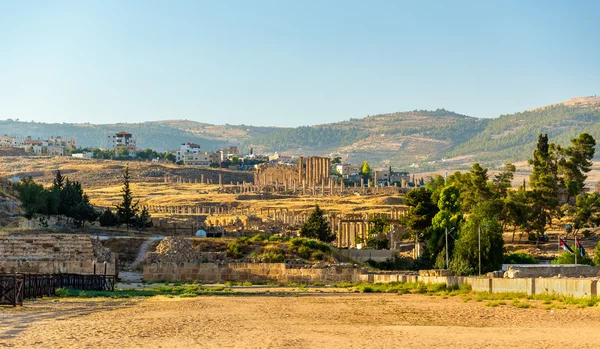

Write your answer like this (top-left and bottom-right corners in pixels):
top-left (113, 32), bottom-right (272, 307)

top-left (448, 99), bottom-right (600, 165)
top-left (1, 96), bottom-right (599, 168)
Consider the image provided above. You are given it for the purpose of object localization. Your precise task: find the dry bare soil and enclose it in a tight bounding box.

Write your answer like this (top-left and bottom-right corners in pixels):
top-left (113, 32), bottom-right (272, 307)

top-left (2, 293), bottom-right (600, 348)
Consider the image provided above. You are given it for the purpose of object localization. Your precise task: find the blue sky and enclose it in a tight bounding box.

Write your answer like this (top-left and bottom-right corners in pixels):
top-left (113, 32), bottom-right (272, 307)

top-left (0, 0), bottom-right (598, 126)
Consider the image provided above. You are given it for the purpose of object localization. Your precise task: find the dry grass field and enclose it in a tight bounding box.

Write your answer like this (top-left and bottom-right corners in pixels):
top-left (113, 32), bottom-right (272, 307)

top-left (0, 156), bottom-right (406, 217)
top-left (2, 293), bottom-right (600, 348)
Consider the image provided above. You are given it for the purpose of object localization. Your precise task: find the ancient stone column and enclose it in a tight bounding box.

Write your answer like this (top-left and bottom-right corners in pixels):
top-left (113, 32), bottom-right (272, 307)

top-left (219, 174), bottom-right (223, 187)
top-left (298, 156), bottom-right (303, 183)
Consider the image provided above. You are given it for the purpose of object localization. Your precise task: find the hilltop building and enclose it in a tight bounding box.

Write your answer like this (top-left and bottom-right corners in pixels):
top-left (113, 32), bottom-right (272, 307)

top-left (176, 143), bottom-right (219, 166)
top-left (217, 146), bottom-right (240, 162)
top-left (107, 132), bottom-right (136, 154)
top-left (0, 134), bottom-right (76, 156)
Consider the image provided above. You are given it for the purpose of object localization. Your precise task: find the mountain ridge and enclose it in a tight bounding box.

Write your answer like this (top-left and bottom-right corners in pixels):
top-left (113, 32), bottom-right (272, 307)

top-left (1, 96), bottom-right (599, 169)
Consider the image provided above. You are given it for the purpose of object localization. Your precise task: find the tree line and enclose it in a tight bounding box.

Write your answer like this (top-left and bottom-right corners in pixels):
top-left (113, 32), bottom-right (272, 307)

top-left (13, 167), bottom-right (151, 230)
top-left (400, 132), bottom-right (599, 275)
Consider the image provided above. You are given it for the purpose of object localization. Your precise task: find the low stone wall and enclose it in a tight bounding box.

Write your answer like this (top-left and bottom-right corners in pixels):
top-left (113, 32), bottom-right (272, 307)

top-left (144, 263), bottom-right (365, 283)
top-left (335, 249), bottom-right (394, 262)
top-left (492, 278), bottom-right (535, 295)
top-left (504, 265), bottom-right (600, 278)
top-left (143, 262), bottom-right (600, 298)
top-left (0, 259), bottom-right (116, 275)
top-left (535, 278), bottom-right (597, 298)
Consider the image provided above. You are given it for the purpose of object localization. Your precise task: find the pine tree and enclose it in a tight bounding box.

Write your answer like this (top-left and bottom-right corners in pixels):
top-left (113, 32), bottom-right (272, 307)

top-left (99, 208), bottom-right (118, 227)
top-left (116, 167), bottom-right (139, 231)
top-left (560, 133), bottom-right (596, 200)
top-left (135, 207), bottom-right (152, 230)
top-left (526, 134), bottom-right (560, 241)
top-left (72, 194), bottom-right (98, 228)
top-left (53, 170), bottom-right (64, 190)
top-left (299, 205), bottom-right (335, 242)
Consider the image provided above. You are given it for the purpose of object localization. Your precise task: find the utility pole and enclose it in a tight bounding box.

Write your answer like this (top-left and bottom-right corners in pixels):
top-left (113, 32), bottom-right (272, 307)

top-left (575, 235), bottom-right (578, 265)
top-left (445, 227), bottom-right (449, 269)
top-left (478, 225), bottom-right (482, 275)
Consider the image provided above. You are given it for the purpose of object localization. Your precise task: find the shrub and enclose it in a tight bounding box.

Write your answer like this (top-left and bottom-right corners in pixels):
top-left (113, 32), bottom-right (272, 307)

top-left (503, 252), bottom-right (538, 264)
top-left (552, 251), bottom-right (594, 266)
top-left (226, 242), bottom-right (246, 259)
top-left (252, 249), bottom-right (285, 262)
top-left (594, 242), bottom-right (600, 266)
top-left (249, 234), bottom-right (267, 242)
top-left (311, 251), bottom-right (325, 261)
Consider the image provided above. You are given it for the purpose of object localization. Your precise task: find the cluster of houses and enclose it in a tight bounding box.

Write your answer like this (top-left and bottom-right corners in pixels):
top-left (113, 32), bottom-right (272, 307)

top-left (0, 135), bottom-right (77, 156)
top-left (175, 143), bottom-right (241, 167)
top-left (0, 131), bottom-right (412, 186)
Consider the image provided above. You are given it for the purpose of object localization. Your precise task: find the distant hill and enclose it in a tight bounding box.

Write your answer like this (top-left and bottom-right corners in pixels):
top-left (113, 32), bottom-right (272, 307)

top-left (448, 96), bottom-right (600, 166)
top-left (1, 96), bottom-right (599, 169)
top-left (0, 119), bottom-right (282, 152)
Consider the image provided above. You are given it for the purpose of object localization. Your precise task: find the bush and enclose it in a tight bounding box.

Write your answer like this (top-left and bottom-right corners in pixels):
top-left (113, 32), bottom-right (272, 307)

top-left (552, 251), bottom-right (594, 266)
top-left (503, 252), bottom-right (538, 264)
top-left (252, 251), bottom-right (285, 262)
top-left (268, 235), bottom-right (288, 242)
top-left (249, 234), bottom-right (267, 242)
top-left (311, 251), bottom-right (325, 261)
top-left (365, 257), bottom-right (415, 271)
top-left (226, 242), bottom-right (247, 259)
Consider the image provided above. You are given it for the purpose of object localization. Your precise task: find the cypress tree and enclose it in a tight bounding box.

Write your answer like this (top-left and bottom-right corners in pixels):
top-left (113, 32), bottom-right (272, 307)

top-left (116, 167), bottom-right (139, 231)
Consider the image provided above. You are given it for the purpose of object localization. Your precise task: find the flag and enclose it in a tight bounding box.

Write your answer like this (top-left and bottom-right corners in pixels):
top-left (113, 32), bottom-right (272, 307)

top-left (575, 237), bottom-right (586, 257)
top-left (559, 237), bottom-right (574, 254)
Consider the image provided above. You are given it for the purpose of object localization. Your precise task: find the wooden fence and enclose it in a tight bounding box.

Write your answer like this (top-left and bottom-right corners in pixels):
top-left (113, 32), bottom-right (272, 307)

top-left (0, 273), bottom-right (115, 307)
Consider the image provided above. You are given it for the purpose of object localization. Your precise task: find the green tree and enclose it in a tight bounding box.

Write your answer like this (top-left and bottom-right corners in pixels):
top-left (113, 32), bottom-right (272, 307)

top-left (116, 147), bottom-right (130, 159)
top-left (116, 167), bottom-right (139, 230)
top-left (430, 184), bottom-right (462, 268)
top-left (331, 156), bottom-right (342, 164)
top-left (364, 215), bottom-right (390, 249)
top-left (562, 192), bottom-right (600, 236)
top-left (135, 207), bottom-right (153, 230)
top-left (71, 194), bottom-right (98, 228)
top-left (99, 208), bottom-right (119, 227)
top-left (164, 153), bottom-right (176, 163)
top-left (461, 163), bottom-right (493, 212)
top-left (426, 174), bottom-right (446, 204)
top-left (360, 161), bottom-right (372, 182)
top-left (402, 187), bottom-right (438, 234)
top-left (450, 203), bottom-right (505, 275)
top-left (299, 205), bottom-right (335, 242)
top-left (53, 170), bottom-right (65, 190)
top-left (13, 177), bottom-right (46, 218)
top-left (553, 250), bottom-right (593, 266)
top-left (503, 189), bottom-right (532, 242)
top-left (593, 242), bottom-right (600, 266)
top-left (527, 134), bottom-right (559, 239)
top-left (59, 179), bottom-right (85, 219)
top-left (559, 133), bottom-right (596, 200)
top-left (492, 163), bottom-right (516, 199)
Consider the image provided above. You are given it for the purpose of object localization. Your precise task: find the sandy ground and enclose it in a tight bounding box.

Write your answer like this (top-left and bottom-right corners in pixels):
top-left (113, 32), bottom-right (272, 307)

top-left (2, 293), bottom-right (600, 349)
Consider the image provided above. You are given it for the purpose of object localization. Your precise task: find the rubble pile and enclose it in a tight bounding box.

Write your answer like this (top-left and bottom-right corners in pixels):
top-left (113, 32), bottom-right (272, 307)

top-left (155, 236), bottom-right (196, 260)
top-left (146, 236), bottom-right (227, 263)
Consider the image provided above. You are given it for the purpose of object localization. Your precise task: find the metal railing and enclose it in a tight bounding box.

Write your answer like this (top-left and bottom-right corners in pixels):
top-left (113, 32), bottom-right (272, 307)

top-left (0, 273), bottom-right (115, 307)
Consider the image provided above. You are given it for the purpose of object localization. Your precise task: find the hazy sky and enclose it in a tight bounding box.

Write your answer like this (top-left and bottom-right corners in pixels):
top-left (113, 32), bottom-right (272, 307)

top-left (0, 0), bottom-right (598, 126)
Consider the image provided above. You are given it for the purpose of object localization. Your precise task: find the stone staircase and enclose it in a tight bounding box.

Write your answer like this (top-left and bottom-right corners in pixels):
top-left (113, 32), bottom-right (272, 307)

top-left (0, 234), bottom-right (95, 261)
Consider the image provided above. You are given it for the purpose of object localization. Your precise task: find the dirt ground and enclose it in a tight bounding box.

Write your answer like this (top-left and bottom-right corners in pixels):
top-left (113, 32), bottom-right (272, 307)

top-left (2, 293), bottom-right (600, 349)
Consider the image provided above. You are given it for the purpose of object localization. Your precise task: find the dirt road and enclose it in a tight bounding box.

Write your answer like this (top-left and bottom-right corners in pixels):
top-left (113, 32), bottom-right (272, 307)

top-left (2, 293), bottom-right (600, 348)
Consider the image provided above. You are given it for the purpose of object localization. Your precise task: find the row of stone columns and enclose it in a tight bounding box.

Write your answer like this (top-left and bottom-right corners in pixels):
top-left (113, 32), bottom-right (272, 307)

top-left (298, 156), bottom-right (331, 185)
